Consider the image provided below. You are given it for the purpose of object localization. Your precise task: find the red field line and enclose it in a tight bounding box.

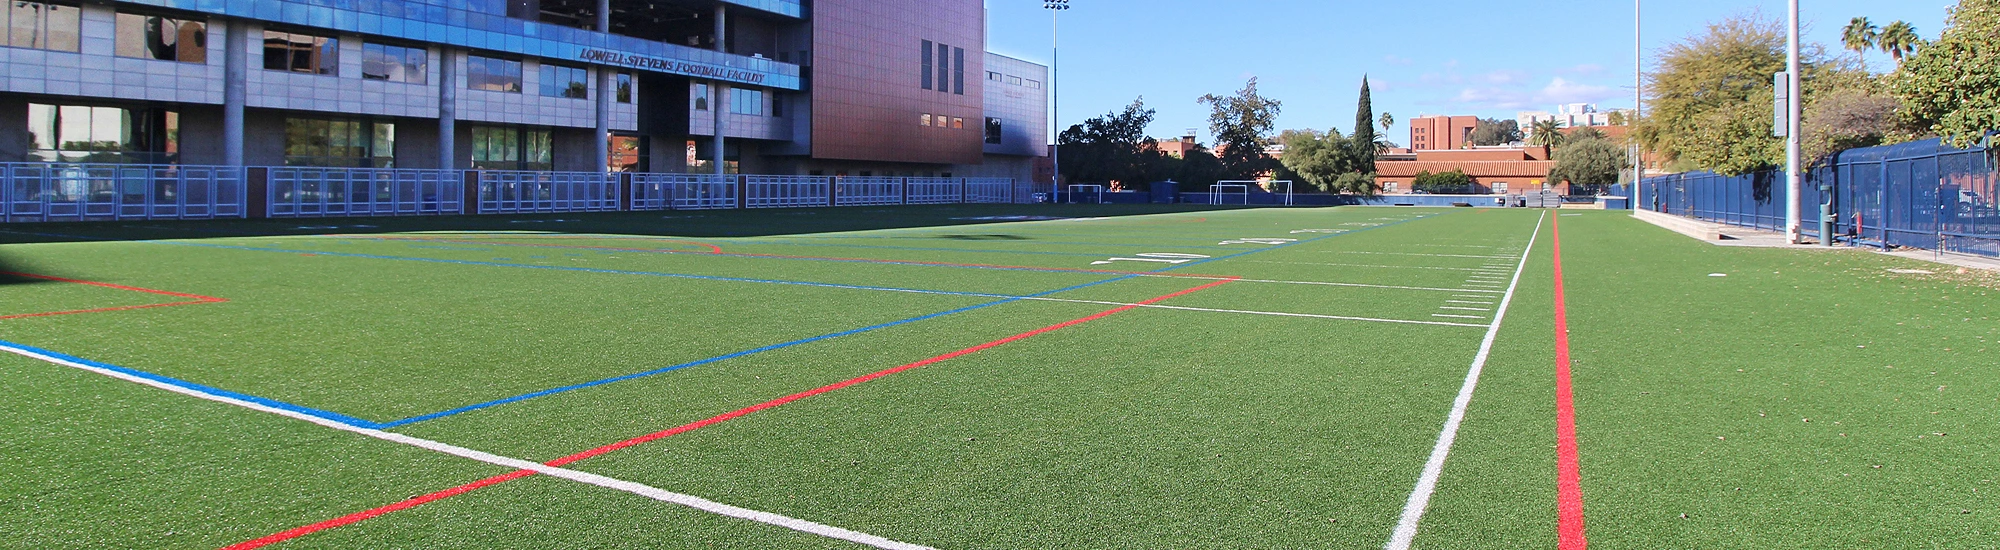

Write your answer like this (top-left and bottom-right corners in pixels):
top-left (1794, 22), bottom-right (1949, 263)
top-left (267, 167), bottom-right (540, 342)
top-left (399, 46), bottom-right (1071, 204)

top-left (0, 272), bottom-right (228, 320)
top-left (222, 277), bottom-right (1238, 549)
top-left (346, 234), bottom-right (1224, 278)
top-left (1550, 216), bottom-right (1588, 549)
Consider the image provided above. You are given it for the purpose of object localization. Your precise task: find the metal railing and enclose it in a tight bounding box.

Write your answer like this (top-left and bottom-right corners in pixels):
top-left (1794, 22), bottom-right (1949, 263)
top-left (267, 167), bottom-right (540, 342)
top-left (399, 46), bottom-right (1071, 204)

top-left (632, 173), bottom-right (736, 210)
top-left (744, 175), bottom-right (830, 208)
top-left (966, 177), bottom-right (1013, 203)
top-left (834, 177), bottom-right (903, 206)
top-left (268, 167), bottom-right (461, 217)
top-left (2, 163), bottom-right (244, 222)
top-left (477, 171), bottom-right (621, 214)
top-left (906, 177), bottom-right (961, 205)
top-left (1639, 138), bottom-right (2000, 258)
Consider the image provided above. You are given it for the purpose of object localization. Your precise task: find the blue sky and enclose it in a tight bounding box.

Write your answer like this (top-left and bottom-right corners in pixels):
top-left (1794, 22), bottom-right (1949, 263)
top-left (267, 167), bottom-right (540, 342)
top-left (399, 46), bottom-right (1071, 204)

top-left (983, 0), bottom-right (1954, 146)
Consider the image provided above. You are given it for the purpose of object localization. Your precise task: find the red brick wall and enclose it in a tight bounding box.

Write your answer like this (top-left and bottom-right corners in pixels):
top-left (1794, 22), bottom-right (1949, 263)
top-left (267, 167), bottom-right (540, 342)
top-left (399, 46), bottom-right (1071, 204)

top-left (810, 0), bottom-right (985, 165)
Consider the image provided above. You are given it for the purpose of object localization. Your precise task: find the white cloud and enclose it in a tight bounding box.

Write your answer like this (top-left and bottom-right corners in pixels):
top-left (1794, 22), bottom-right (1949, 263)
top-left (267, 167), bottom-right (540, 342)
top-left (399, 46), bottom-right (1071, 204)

top-left (1534, 77), bottom-right (1617, 104)
top-left (1384, 54), bottom-right (1414, 66)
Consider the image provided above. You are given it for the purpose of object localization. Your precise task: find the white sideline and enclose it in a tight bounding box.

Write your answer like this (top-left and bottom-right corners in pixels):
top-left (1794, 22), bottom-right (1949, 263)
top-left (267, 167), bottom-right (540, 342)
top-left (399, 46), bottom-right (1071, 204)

top-left (1385, 210), bottom-right (1546, 550)
top-left (1327, 251), bottom-right (1517, 259)
top-left (1239, 260), bottom-right (1499, 272)
top-left (0, 345), bottom-right (936, 550)
top-left (1014, 297), bottom-right (1487, 328)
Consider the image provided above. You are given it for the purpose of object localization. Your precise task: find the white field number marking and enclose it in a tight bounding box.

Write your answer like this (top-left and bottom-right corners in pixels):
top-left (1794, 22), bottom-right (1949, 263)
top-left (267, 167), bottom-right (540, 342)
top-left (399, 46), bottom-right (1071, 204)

top-left (1092, 252), bottom-right (1212, 265)
top-left (1342, 222), bottom-right (1383, 227)
top-left (1219, 238), bottom-right (1298, 245)
top-left (1291, 229), bottom-right (1342, 234)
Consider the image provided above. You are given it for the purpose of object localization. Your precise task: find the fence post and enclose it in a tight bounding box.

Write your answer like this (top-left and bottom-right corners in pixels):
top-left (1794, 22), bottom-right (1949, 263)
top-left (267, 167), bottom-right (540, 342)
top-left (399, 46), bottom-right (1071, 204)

top-left (829, 176), bottom-right (839, 206)
top-left (462, 170), bottom-right (481, 215)
top-left (959, 178), bottom-right (968, 204)
top-left (246, 167), bottom-right (269, 219)
top-left (736, 174), bottom-right (747, 209)
top-left (901, 177), bottom-right (910, 205)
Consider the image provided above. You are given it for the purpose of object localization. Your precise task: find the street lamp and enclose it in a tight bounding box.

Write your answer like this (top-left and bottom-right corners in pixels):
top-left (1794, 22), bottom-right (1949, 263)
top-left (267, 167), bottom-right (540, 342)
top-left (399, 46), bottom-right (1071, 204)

top-left (1045, 0), bottom-right (1067, 198)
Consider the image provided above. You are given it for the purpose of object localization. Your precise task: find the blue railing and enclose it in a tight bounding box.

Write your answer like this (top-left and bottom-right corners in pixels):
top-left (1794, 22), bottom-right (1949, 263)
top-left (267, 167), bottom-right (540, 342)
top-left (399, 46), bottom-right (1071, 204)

top-left (1639, 138), bottom-right (2000, 258)
top-left (268, 167), bottom-right (461, 217)
top-left (2, 163), bottom-right (244, 222)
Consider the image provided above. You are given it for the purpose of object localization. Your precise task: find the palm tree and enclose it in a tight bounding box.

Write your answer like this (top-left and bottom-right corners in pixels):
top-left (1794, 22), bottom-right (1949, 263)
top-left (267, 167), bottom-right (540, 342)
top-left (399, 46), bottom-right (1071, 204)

top-left (1529, 119), bottom-right (1566, 147)
top-left (1379, 112), bottom-right (1394, 134)
top-left (1879, 21), bottom-right (1920, 67)
top-left (1842, 17), bottom-right (1879, 71)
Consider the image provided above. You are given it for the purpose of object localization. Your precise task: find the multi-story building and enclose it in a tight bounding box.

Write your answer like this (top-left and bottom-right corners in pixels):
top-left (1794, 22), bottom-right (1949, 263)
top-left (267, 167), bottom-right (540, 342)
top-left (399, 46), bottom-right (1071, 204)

top-left (1408, 115), bottom-right (1477, 151)
top-left (0, 0), bottom-right (1043, 181)
top-left (1517, 103), bottom-right (1632, 136)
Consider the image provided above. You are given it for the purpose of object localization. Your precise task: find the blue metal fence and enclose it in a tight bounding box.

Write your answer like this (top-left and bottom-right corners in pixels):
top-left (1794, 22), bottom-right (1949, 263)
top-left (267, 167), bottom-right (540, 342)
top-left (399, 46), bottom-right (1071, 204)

top-left (268, 168), bottom-right (461, 217)
top-left (1639, 138), bottom-right (2000, 258)
top-left (2, 163), bottom-right (244, 222)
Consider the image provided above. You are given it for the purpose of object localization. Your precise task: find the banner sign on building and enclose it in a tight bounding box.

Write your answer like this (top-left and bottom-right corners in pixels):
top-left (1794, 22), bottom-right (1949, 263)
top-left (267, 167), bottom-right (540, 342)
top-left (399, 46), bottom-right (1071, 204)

top-left (579, 49), bottom-right (769, 85)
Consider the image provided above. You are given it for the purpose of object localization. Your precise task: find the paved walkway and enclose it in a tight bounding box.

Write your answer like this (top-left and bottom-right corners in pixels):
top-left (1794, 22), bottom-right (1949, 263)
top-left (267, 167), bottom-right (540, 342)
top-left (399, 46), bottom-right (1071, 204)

top-left (1630, 210), bottom-right (2000, 272)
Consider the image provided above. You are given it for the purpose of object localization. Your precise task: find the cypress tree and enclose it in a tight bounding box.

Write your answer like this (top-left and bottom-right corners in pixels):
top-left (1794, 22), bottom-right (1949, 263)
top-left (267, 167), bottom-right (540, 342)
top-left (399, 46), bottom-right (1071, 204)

top-left (1353, 76), bottom-right (1377, 173)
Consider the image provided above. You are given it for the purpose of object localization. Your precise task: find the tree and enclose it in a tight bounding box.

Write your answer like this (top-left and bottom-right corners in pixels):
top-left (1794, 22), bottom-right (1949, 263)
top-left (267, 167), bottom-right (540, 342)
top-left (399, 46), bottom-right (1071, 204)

top-left (1569, 127), bottom-right (1609, 141)
top-left (1278, 127), bottom-right (1375, 195)
top-left (1469, 118), bottom-right (1522, 146)
top-left (1529, 119), bottom-right (1567, 147)
top-left (1843, 17), bottom-right (1880, 70)
top-left (1606, 110), bottom-right (1627, 126)
top-left (1879, 21), bottom-right (1921, 66)
top-left (1804, 85), bottom-right (1900, 162)
top-left (1056, 97), bottom-right (1166, 186)
top-left (1199, 78), bottom-right (1284, 181)
top-left (1412, 169), bottom-right (1474, 193)
top-left (1174, 146), bottom-right (1227, 189)
top-left (1636, 14), bottom-right (1818, 175)
top-left (1547, 135), bottom-right (1629, 193)
top-left (1892, 0), bottom-right (1998, 147)
top-left (1352, 77), bottom-right (1378, 173)
top-left (1379, 112), bottom-right (1395, 134)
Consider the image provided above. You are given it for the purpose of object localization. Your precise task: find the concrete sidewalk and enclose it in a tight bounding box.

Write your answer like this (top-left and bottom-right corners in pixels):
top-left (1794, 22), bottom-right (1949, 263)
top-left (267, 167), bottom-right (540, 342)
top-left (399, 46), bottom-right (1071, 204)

top-left (1630, 209), bottom-right (2000, 272)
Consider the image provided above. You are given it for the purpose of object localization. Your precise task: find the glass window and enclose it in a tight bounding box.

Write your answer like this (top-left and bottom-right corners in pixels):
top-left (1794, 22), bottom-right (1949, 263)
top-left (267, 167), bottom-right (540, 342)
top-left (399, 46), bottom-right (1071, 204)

top-left (616, 73), bottom-right (632, 103)
top-left (262, 30), bottom-right (337, 75)
top-left (27, 103), bottom-right (181, 164)
top-left (1007, 75), bottom-right (1022, 86)
top-left (729, 88), bottom-right (762, 116)
top-left (7, 1), bottom-right (80, 52)
top-left (692, 83), bottom-right (708, 110)
top-left (361, 42), bottom-right (427, 84)
top-left (936, 42), bottom-right (950, 94)
top-left (953, 47), bottom-right (964, 95)
top-left (538, 63), bottom-right (588, 99)
top-left (770, 92), bottom-right (783, 117)
top-left (1024, 79), bottom-right (1041, 89)
top-left (471, 126), bottom-right (552, 171)
top-left (608, 135), bottom-right (641, 172)
top-left (919, 114), bottom-right (931, 127)
top-left (115, 12), bottom-right (206, 63)
top-left (987, 71), bottom-right (1002, 82)
top-left (284, 118), bottom-right (394, 167)
top-left (919, 40), bottom-right (933, 90)
top-left (952, 117), bottom-right (964, 129)
top-left (467, 55), bottom-right (522, 92)
top-left (984, 117), bottom-right (1002, 144)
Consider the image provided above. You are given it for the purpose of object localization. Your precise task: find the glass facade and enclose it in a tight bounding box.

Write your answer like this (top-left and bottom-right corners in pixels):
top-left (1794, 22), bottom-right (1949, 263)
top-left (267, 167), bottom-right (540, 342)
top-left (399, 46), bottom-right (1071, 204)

top-left (471, 126), bottom-right (552, 171)
top-left (539, 63), bottom-right (588, 99)
top-left (115, 11), bottom-right (206, 63)
top-left (27, 103), bottom-right (181, 164)
top-left (729, 88), bottom-right (762, 116)
top-left (263, 30), bottom-right (338, 75)
top-left (115, 0), bottom-right (800, 89)
top-left (361, 42), bottom-right (427, 84)
top-left (283, 118), bottom-right (395, 167)
top-left (467, 55), bottom-right (522, 93)
top-left (4, 1), bottom-right (80, 52)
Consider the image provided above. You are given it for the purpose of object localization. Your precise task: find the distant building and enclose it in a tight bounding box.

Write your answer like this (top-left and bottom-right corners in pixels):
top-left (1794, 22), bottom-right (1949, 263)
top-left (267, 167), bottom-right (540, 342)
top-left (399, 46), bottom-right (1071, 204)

top-left (1374, 146), bottom-right (1568, 195)
top-left (1409, 115), bottom-right (1478, 151)
top-left (1156, 133), bottom-right (1199, 158)
top-left (1518, 103), bottom-right (1634, 137)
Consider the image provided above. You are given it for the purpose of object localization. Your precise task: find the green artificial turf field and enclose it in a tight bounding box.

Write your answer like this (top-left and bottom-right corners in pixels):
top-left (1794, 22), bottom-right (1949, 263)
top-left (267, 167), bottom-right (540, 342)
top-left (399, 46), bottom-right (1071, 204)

top-left (0, 205), bottom-right (1992, 549)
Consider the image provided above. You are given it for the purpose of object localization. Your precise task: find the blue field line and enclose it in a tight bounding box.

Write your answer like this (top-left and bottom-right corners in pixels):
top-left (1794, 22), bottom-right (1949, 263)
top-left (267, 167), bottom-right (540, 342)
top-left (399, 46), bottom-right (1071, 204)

top-left (152, 241), bottom-right (1048, 300)
top-left (0, 339), bottom-right (388, 429)
top-left (377, 271), bottom-right (1151, 427)
top-left (377, 211), bottom-right (1450, 426)
top-left (758, 236), bottom-right (1245, 250)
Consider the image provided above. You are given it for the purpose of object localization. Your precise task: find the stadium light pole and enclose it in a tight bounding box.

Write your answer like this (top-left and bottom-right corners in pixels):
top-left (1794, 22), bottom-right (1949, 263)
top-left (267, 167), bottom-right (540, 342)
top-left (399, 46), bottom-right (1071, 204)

top-left (1633, 0), bottom-right (1643, 207)
top-left (1785, 0), bottom-right (1803, 243)
top-left (1045, 0), bottom-right (1068, 198)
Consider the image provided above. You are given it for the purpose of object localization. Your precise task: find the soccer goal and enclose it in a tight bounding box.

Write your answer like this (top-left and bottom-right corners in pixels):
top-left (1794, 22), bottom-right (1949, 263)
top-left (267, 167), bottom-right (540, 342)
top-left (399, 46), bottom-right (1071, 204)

top-left (1065, 184), bottom-right (1105, 204)
top-left (1214, 180), bottom-right (1294, 206)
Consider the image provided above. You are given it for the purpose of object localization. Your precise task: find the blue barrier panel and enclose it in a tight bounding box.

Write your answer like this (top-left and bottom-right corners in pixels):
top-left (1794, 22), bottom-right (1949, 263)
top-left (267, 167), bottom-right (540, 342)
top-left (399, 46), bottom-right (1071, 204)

top-left (2, 163), bottom-right (245, 222)
top-left (1639, 138), bottom-right (2000, 257)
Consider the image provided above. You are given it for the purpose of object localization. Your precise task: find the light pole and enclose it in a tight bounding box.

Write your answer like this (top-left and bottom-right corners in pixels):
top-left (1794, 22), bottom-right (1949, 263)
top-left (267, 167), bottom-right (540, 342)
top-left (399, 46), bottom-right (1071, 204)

top-left (1785, 0), bottom-right (1803, 243)
top-left (1045, 0), bottom-right (1067, 199)
top-left (1633, 0), bottom-right (1643, 207)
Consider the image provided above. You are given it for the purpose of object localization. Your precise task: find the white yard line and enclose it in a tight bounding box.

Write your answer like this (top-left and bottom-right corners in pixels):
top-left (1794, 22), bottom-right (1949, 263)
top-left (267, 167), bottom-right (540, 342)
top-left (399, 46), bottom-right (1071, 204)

top-left (1015, 297), bottom-right (1486, 327)
top-left (1438, 306), bottom-right (1490, 311)
top-left (1326, 251), bottom-right (1516, 259)
top-left (0, 344), bottom-right (936, 550)
top-left (1239, 260), bottom-right (1497, 272)
top-left (1446, 300), bottom-right (1495, 305)
top-left (1386, 210), bottom-right (1546, 550)
top-left (1430, 314), bottom-right (1485, 319)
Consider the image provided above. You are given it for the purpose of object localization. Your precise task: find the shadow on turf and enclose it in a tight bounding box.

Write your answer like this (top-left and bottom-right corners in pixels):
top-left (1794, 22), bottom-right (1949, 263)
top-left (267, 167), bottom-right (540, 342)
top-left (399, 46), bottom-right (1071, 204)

top-left (0, 204), bottom-right (1255, 244)
top-left (0, 254), bottom-right (58, 286)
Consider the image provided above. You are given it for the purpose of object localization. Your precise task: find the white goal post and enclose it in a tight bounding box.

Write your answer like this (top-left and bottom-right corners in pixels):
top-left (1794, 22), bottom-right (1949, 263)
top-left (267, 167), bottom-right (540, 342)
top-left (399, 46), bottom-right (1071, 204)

top-left (1065, 184), bottom-right (1105, 204)
top-left (1215, 180), bottom-right (1294, 206)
